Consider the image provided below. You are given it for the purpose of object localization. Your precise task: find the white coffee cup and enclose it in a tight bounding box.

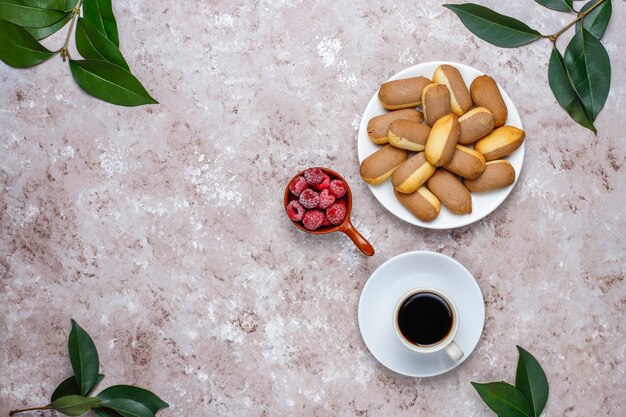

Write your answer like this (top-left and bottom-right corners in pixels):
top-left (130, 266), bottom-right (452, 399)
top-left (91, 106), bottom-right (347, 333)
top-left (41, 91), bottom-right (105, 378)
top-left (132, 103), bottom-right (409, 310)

top-left (392, 287), bottom-right (464, 361)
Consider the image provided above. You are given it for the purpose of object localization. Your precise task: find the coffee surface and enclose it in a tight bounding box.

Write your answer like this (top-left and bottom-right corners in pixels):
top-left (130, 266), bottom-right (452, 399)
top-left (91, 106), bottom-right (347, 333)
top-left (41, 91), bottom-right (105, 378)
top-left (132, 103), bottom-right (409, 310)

top-left (398, 292), bottom-right (453, 346)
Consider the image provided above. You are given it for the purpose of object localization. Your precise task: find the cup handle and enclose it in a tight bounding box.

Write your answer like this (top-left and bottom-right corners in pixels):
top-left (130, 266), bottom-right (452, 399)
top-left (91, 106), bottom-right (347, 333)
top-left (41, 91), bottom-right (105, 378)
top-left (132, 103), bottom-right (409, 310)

top-left (444, 340), bottom-right (464, 362)
top-left (338, 220), bottom-right (375, 256)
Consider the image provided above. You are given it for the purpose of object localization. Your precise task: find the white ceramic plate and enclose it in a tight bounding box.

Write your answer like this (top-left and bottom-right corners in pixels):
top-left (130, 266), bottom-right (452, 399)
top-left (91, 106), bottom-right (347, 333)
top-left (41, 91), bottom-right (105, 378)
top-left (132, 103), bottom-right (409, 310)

top-left (357, 61), bottom-right (525, 229)
top-left (358, 251), bottom-right (485, 377)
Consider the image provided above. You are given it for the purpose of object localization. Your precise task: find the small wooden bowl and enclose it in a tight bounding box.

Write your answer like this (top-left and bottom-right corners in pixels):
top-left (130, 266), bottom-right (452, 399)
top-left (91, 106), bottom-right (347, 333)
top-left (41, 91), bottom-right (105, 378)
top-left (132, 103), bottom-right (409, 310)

top-left (284, 168), bottom-right (375, 256)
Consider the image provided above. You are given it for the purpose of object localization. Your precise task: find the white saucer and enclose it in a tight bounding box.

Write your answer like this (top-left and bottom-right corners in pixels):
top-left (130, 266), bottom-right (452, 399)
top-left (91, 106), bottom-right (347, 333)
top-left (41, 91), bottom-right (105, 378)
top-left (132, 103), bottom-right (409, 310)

top-left (357, 61), bottom-right (525, 229)
top-left (358, 251), bottom-right (485, 377)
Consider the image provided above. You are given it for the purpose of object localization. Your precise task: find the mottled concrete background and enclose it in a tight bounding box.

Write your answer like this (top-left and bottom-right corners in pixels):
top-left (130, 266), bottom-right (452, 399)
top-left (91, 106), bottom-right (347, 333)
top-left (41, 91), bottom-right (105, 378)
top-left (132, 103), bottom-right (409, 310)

top-left (1, 1), bottom-right (624, 416)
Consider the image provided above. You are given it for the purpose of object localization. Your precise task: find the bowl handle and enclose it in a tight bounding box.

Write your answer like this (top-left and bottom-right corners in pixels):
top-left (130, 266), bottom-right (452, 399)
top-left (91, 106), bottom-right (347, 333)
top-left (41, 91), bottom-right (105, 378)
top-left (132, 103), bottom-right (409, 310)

top-left (339, 220), bottom-right (375, 256)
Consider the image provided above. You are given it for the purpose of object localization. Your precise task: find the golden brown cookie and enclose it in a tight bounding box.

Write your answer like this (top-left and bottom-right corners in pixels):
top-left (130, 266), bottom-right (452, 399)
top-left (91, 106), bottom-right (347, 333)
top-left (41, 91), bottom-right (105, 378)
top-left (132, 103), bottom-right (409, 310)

top-left (395, 187), bottom-right (440, 222)
top-left (458, 107), bottom-right (495, 145)
top-left (426, 169), bottom-right (472, 215)
top-left (474, 126), bottom-right (525, 161)
top-left (378, 76), bottom-right (432, 110)
top-left (392, 152), bottom-right (436, 194)
top-left (444, 145), bottom-right (486, 179)
top-left (464, 160), bottom-right (516, 192)
top-left (470, 75), bottom-right (508, 127)
top-left (425, 113), bottom-right (460, 167)
top-left (433, 65), bottom-right (472, 116)
top-left (367, 109), bottom-right (423, 145)
top-left (360, 145), bottom-right (409, 185)
top-left (387, 119), bottom-right (431, 152)
top-left (422, 83), bottom-right (452, 126)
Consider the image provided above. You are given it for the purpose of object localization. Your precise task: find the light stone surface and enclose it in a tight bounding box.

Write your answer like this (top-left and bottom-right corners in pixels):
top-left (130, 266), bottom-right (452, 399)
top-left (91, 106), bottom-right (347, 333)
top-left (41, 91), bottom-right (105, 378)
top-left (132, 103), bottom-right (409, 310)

top-left (1, 1), bottom-right (625, 416)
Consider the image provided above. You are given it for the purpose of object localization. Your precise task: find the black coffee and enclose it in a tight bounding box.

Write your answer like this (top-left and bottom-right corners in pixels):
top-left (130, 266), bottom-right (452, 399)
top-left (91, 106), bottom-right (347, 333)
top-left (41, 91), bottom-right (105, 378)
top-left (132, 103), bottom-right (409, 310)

top-left (397, 292), bottom-right (453, 346)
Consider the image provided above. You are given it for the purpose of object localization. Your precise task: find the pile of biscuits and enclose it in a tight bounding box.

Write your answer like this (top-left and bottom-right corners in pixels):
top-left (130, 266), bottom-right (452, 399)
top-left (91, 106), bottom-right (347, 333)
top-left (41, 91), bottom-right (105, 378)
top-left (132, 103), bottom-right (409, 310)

top-left (360, 64), bottom-right (525, 222)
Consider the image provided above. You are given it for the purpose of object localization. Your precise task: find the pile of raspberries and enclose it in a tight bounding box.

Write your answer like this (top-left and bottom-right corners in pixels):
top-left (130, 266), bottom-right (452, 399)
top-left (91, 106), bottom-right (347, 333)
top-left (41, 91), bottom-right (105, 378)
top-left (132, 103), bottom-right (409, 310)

top-left (286, 168), bottom-right (348, 230)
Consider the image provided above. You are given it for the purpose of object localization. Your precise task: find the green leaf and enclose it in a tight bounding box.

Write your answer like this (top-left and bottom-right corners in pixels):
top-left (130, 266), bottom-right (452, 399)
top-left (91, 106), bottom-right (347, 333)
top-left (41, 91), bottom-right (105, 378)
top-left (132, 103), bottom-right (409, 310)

top-left (69, 59), bottom-right (158, 106)
top-left (52, 376), bottom-right (80, 402)
top-left (99, 399), bottom-right (155, 417)
top-left (534, 0), bottom-right (574, 12)
top-left (97, 385), bottom-right (169, 413)
top-left (68, 319), bottom-right (100, 396)
top-left (83, 0), bottom-right (119, 47)
top-left (50, 395), bottom-right (101, 417)
top-left (50, 374), bottom-right (103, 402)
top-left (548, 47), bottom-right (596, 133)
top-left (0, 0), bottom-right (66, 27)
top-left (516, 346), bottom-right (549, 417)
top-left (94, 409), bottom-right (124, 417)
top-left (24, 11), bottom-right (71, 40)
top-left (576, 0), bottom-right (611, 39)
top-left (0, 17), bottom-right (55, 67)
top-left (443, 3), bottom-right (542, 48)
top-left (23, 0), bottom-right (77, 12)
top-left (75, 18), bottom-right (129, 70)
top-left (564, 27), bottom-right (610, 120)
top-left (472, 382), bottom-right (534, 417)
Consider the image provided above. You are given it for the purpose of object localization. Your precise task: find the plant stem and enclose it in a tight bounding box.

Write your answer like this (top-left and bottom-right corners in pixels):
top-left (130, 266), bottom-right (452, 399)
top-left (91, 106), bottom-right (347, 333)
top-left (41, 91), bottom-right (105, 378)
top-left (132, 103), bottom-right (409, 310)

top-left (9, 405), bottom-right (50, 416)
top-left (546, 0), bottom-right (606, 43)
top-left (59, 0), bottom-right (83, 61)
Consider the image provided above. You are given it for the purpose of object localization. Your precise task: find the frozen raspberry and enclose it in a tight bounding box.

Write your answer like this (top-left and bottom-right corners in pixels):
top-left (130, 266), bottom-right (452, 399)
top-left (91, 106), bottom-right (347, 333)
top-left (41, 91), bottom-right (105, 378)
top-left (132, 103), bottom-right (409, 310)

top-left (321, 215), bottom-right (332, 227)
top-left (329, 179), bottom-right (347, 198)
top-left (286, 200), bottom-right (305, 222)
top-left (326, 202), bottom-right (347, 225)
top-left (289, 176), bottom-right (308, 197)
top-left (303, 210), bottom-right (324, 230)
top-left (303, 167), bottom-right (324, 185)
top-left (312, 174), bottom-right (330, 191)
top-left (318, 189), bottom-right (335, 210)
top-left (299, 189), bottom-right (320, 209)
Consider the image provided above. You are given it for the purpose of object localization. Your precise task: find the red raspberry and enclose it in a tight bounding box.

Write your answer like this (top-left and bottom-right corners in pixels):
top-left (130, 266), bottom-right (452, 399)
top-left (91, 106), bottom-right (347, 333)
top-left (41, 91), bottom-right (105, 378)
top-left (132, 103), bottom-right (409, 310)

top-left (321, 215), bottom-right (332, 227)
top-left (286, 200), bottom-right (305, 222)
top-left (326, 202), bottom-right (347, 225)
top-left (303, 167), bottom-right (324, 185)
top-left (303, 210), bottom-right (324, 230)
top-left (329, 179), bottom-right (347, 198)
top-left (318, 189), bottom-right (335, 210)
top-left (289, 176), bottom-right (308, 197)
top-left (299, 189), bottom-right (320, 209)
top-left (312, 174), bottom-right (330, 191)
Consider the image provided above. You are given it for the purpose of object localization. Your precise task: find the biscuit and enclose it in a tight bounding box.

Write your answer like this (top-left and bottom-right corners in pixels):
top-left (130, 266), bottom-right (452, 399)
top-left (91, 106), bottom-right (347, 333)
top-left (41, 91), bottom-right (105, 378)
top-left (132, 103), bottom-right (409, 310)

top-left (422, 83), bottom-right (452, 126)
top-left (367, 109), bottom-right (423, 145)
top-left (458, 107), bottom-right (495, 145)
top-left (360, 145), bottom-right (409, 185)
top-left (425, 113), bottom-right (460, 167)
top-left (464, 160), bottom-right (516, 192)
top-left (378, 76), bottom-right (432, 110)
top-left (392, 152), bottom-right (436, 194)
top-left (387, 119), bottom-right (431, 152)
top-left (433, 65), bottom-right (472, 116)
top-left (395, 187), bottom-right (440, 222)
top-left (426, 169), bottom-right (472, 215)
top-left (474, 126), bottom-right (525, 161)
top-left (470, 75), bottom-right (508, 127)
top-left (444, 145), bottom-right (486, 179)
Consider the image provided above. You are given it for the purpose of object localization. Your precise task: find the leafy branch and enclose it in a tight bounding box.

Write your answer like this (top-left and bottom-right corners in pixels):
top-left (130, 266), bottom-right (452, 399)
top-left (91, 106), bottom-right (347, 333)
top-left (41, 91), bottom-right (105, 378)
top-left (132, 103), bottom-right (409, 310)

top-left (59, 0), bottom-right (82, 61)
top-left (9, 320), bottom-right (168, 417)
top-left (472, 346), bottom-right (549, 417)
top-left (544, 0), bottom-right (607, 42)
top-left (444, 0), bottom-right (612, 133)
top-left (0, 0), bottom-right (157, 107)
